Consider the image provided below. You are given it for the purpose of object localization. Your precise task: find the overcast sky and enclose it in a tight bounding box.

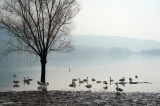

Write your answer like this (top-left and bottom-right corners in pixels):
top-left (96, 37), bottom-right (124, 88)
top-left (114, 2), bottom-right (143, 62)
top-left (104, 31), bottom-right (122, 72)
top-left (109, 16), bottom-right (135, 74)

top-left (72, 0), bottom-right (160, 41)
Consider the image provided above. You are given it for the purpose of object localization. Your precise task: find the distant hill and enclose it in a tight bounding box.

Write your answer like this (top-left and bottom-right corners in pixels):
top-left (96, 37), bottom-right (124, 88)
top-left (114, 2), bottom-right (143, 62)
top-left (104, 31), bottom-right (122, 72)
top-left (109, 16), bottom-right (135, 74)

top-left (72, 35), bottom-right (160, 53)
top-left (141, 49), bottom-right (160, 54)
top-left (1, 33), bottom-right (160, 55)
top-left (1, 34), bottom-right (160, 67)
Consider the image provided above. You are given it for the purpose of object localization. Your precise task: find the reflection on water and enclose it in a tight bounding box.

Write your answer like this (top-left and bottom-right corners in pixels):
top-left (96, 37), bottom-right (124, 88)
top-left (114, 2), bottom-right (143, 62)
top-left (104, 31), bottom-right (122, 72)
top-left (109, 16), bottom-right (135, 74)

top-left (23, 77), bottom-right (32, 85)
top-left (13, 84), bottom-right (20, 88)
top-left (0, 54), bottom-right (160, 92)
top-left (12, 75), bottom-right (33, 90)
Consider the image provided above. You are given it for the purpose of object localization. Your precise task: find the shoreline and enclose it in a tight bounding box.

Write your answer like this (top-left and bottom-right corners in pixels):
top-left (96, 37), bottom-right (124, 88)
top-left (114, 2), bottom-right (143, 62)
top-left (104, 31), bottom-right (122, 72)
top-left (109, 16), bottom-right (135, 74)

top-left (0, 90), bottom-right (160, 105)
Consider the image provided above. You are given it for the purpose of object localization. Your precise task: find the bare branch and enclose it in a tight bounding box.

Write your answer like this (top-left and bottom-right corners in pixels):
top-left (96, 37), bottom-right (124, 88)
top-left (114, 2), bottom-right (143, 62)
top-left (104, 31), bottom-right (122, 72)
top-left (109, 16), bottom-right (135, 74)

top-left (0, 0), bottom-right (80, 59)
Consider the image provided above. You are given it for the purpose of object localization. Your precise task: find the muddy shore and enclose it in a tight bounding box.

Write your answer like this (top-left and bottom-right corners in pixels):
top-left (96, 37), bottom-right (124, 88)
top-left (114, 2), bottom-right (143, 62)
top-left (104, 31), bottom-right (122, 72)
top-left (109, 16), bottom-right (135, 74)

top-left (0, 90), bottom-right (160, 106)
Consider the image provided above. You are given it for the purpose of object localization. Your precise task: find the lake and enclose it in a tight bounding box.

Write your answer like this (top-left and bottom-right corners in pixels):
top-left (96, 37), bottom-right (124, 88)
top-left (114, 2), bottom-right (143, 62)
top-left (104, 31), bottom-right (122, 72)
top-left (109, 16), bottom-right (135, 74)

top-left (0, 53), bottom-right (160, 92)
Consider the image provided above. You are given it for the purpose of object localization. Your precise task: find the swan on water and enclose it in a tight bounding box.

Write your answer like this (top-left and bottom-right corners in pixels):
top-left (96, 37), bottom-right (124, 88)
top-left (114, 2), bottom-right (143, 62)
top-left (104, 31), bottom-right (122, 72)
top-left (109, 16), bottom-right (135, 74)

top-left (115, 83), bottom-right (123, 92)
top-left (103, 81), bottom-right (108, 85)
top-left (96, 81), bottom-right (102, 83)
top-left (27, 77), bottom-right (33, 81)
top-left (79, 78), bottom-right (84, 83)
top-left (69, 81), bottom-right (76, 87)
top-left (13, 84), bottom-right (20, 88)
top-left (119, 77), bottom-right (125, 82)
top-left (23, 77), bottom-right (30, 85)
top-left (83, 76), bottom-right (88, 82)
top-left (23, 77), bottom-right (29, 82)
top-left (13, 80), bottom-right (20, 84)
top-left (85, 84), bottom-right (92, 88)
top-left (13, 73), bottom-right (17, 78)
top-left (92, 78), bottom-right (96, 82)
top-left (72, 78), bottom-right (78, 82)
top-left (37, 81), bottom-right (43, 85)
top-left (129, 78), bottom-right (132, 83)
top-left (135, 75), bottom-right (138, 78)
top-left (109, 77), bottom-right (114, 82)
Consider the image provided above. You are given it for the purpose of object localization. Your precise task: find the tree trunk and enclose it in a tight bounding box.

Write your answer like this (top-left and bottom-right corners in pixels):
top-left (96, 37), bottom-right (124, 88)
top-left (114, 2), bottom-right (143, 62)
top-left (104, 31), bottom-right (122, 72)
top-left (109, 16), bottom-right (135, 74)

top-left (40, 55), bottom-right (47, 83)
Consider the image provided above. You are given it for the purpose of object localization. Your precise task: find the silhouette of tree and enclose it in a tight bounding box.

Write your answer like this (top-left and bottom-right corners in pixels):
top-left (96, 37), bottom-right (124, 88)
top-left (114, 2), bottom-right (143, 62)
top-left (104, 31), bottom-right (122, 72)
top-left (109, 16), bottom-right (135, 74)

top-left (0, 0), bottom-right (80, 83)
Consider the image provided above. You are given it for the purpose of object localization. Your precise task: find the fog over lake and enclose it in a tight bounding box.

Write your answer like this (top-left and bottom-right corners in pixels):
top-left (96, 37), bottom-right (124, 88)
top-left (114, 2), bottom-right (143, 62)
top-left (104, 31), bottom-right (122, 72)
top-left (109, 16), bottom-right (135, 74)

top-left (0, 36), bottom-right (160, 92)
top-left (1, 35), bottom-right (160, 92)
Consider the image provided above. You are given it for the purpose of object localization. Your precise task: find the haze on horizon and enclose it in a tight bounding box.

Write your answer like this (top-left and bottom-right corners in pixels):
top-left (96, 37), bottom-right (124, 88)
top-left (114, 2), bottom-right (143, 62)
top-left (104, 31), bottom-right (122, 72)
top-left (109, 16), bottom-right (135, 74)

top-left (73, 0), bottom-right (160, 41)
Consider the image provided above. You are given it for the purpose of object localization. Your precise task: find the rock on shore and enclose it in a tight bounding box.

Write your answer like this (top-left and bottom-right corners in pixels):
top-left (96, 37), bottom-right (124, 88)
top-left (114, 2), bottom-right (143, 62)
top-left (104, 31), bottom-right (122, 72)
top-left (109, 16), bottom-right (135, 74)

top-left (0, 90), bottom-right (160, 106)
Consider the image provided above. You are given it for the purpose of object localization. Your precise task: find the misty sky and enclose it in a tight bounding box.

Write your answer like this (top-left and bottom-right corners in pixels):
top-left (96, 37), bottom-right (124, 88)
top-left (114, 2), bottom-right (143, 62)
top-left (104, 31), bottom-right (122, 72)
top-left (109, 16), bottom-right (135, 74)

top-left (73, 0), bottom-right (160, 41)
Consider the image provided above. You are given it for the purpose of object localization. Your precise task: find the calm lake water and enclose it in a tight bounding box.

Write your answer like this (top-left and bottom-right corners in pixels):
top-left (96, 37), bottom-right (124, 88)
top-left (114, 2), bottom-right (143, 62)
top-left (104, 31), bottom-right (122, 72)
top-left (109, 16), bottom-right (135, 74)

top-left (0, 53), bottom-right (160, 92)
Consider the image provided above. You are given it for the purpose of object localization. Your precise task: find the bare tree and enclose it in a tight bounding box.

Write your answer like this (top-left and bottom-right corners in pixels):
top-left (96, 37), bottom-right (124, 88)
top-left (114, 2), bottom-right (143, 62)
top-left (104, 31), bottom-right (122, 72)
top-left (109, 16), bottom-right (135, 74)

top-left (0, 0), bottom-right (80, 83)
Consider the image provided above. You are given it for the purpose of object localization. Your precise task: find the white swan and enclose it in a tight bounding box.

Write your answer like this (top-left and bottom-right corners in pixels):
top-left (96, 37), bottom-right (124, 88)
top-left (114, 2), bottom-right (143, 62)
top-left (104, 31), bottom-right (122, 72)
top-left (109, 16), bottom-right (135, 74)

top-left (103, 81), bottom-right (108, 85)
top-left (96, 81), bottom-right (102, 83)
top-left (45, 82), bottom-right (49, 86)
top-left (38, 85), bottom-right (47, 91)
top-left (85, 84), bottom-right (92, 88)
top-left (79, 78), bottom-right (84, 83)
top-left (23, 77), bottom-right (29, 82)
top-left (109, 77), bottom-right (114, 82)
top-left (115, 83), bottom-right (123, 97)
top-left (129, 78), bottom-right (138, 84)
top-left (13, 84), bottom-right (20, 88)
top-left (92, 78), bottom-right (96, 82)
top-left (69, 81), bottom-right (76, 87)
top-left (115, 83), bottom-right (123, 92)
top-left (37, 81), bottom-right (43, 85)
top-left (13, 80), bottom-right (20, 84)
top-left (119, 77), bottom-right (125, 82)
top-left (83, 76), bottom-right (88, 82)
top-left (72, 78), bottom-right (78, 82)
top-left (129, 78), bottom-right (132, 83)
top-left (135, 75), bottom-right (138, 78)
top-left (23, 77), bottom-right (30, 85)
top-left (42, 86), bottom-right (47, 91)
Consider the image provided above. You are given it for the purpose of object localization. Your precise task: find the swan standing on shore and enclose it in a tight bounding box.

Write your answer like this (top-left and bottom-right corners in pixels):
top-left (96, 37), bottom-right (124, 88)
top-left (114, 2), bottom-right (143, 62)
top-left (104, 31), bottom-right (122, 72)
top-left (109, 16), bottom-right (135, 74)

top-left (37, 81), bottom-right (49, 91)
top-left (38, 85), bottom-right (47, 91)
top-left (115, 83), bottom-right (123, 97)
top-left (45, 82), bottom-right (49, 86)
top-left (37, 81), bottom-right (43, 85)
